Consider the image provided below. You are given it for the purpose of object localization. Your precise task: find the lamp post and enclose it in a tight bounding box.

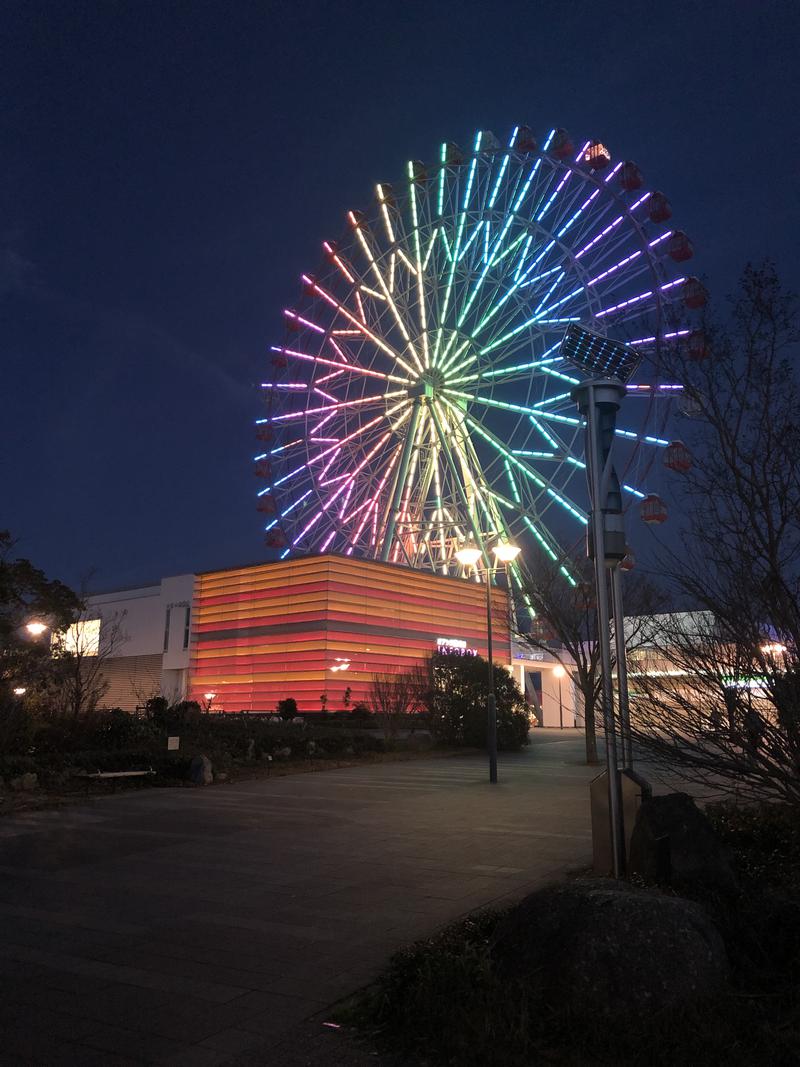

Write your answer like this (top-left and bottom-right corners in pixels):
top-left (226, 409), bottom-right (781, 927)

top-left (553, 665), bottom-right (566, 729)
top-left (455, 540), bottom-right (521, 784)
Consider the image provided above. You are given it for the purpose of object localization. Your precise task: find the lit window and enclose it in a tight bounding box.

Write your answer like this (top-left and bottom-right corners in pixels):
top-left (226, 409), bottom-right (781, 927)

top-left (56, 618), bottom-right (101, 657)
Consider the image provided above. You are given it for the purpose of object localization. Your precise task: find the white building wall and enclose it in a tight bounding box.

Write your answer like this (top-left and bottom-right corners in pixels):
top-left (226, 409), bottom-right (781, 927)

top-left (510, 643), bottom-right (581, 729)
top-left (86, 574), bottom-right (195, 706)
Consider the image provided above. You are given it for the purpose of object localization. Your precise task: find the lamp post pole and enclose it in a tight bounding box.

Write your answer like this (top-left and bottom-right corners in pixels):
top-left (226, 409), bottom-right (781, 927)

top-left (486, 571), bottom-right (497, 784)
top-left (572, 379), bottom-right (626, 879)
top-left (456, 541), bottom-right (520, 787)
top-left (611, 565), bottom-right (634, 769)
top-left (558, 673), bottom-right (564, 730)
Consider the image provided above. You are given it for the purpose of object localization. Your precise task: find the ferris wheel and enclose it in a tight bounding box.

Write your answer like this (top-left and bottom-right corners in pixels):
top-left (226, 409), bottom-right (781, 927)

top-left (257, 126), bottom-right (704, 587)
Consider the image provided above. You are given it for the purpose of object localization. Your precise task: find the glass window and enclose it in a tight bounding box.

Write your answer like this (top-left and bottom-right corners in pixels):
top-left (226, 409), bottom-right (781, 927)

top-left (163, 607), bottom-right (171, 653)
top-left (183, 606), bottom-right (191, 650)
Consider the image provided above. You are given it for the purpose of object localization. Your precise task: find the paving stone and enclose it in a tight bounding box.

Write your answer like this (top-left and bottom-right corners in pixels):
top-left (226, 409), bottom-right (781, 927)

top-left (0, 736), bottom-right (606, 1065)
top-left (80, 1021), bottom-right (187, 1062)
top-left (200, 1027), bottom-right (270, 1054)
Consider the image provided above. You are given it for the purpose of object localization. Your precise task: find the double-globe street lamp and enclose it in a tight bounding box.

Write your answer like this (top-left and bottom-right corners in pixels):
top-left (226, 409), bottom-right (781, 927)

top-left (455, 540), bottom-right (521, 784)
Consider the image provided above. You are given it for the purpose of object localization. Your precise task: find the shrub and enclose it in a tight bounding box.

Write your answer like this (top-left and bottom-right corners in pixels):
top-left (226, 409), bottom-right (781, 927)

top-left (88, 708), bottom-right (160, 749)
top-left (427, 652), bottom-right (529, 750)
top-left (349, 703), bottom-right (375, 726)
top-left (343, 910), bottom-right (531, 1067)
top-left (276, 697), bottom-right (299, 721)
top-left (146, 699), bottom-right (202, 731)
top-left (0, 697), bottom-right (36, 755)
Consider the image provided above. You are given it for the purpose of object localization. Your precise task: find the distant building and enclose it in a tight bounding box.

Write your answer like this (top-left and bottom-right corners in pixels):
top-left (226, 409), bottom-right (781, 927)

top-left (82, 574), bottom-right (195, 711)
top-left (80, 555), bottom-right (590, 719)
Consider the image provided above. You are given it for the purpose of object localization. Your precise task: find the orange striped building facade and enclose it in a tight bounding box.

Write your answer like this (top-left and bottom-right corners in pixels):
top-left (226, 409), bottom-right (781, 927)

top-left (188, 555), bottom-right (511, 713)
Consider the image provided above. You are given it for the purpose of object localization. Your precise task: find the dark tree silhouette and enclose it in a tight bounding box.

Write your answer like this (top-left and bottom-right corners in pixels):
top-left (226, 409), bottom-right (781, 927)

top-left (629, 264), bottom-right (800, 804)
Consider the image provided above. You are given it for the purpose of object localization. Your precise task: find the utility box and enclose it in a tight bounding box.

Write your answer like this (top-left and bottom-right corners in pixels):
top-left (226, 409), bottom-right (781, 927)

top-left (590, 768), bottom-right (652, 875)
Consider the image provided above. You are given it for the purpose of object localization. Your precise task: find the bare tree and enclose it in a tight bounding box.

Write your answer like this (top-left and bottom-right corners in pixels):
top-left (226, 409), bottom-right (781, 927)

top-left (517, 554), bottom-right (665, 764)
top-left (628, 613), bottom-right (800, 804)
top-left (51, 609), bottom-right (128, 719)
top-left (370, 667), bottom-right (428, 739)
top-left (630, 264), bottom-right (800, 803)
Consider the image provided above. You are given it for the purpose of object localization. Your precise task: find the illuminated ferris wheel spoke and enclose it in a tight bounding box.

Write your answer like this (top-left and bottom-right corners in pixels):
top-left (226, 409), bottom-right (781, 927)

top-left (406, 164), bottom-right (432, 367)
top-left (270, 390), bottom-right (406, 423)
top-left (441, 397), bottom-right (588, 523)
top-left (302, 276), bottom-right (418, 377)
top-left (426, 401), bottom-right (489, 563)
top-left (348, 217), bottom-right (424, 373)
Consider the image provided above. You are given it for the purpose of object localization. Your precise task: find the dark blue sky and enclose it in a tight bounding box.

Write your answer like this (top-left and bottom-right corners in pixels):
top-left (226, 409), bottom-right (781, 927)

top-left (3, 0), bottom-right (798, 590)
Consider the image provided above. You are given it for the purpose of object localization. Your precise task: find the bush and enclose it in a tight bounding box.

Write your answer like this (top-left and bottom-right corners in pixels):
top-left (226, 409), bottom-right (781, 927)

top-left (0, 697), bottom-right (36, 755)
top-left (706, 800), bottom-right (800, 893)
top-left (343, 910), bottom-right (532, 1067)
top-left (349, 703), bottom-right (376, 726)
top-left (29, 708), bottom-right (160, 755)
top-left (276, 697), bottom-right (298, 721)
top-left (145, 698), bottom-right (202, 731)
top-left (427, 652), bottom-right (529, 750)
top-left (87, 708), bottom-right (160, 749)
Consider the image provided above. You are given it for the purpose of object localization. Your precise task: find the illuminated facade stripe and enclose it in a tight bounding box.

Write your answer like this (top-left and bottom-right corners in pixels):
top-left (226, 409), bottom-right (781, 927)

top-left (188, 555), bottom-right (510, 712)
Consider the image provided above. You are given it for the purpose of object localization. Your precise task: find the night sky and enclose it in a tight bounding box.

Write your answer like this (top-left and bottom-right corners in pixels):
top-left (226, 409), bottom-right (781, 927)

top-left (3, 0), bottom-right (798, 592)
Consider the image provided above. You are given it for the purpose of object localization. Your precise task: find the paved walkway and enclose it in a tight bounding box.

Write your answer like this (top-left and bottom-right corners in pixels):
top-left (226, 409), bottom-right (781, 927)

top-left (0, 732), bottom-right (596, 1064)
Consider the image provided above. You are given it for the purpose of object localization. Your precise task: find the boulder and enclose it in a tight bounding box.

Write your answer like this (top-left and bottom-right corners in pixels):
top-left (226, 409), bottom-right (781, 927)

top-left (188, 755), bottom-right (213, 785)
top-left (492, 879), bottom-right (728, 1018)
top-left (629, 793), bottom-right (739, 894)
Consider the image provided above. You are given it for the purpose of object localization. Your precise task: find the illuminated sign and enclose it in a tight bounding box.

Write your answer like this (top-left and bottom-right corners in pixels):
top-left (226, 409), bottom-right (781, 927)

top-left (436, 637), bottom-right (478, 656)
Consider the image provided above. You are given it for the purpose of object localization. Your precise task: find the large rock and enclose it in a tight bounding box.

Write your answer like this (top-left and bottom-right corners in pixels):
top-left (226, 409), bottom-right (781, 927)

top-left (492, 879), bottom-right (728, 1017)
top-left (629, 792), bottom-right (739, 894)
top-left (188, 755), bottom-right (213, 785)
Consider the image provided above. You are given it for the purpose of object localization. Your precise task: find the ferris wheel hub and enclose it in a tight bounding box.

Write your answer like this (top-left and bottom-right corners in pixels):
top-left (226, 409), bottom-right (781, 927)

top-left (409, 367), bottom-right (447, 398)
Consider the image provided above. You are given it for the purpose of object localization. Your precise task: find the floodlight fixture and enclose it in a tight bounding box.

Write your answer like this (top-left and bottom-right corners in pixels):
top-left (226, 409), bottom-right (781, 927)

top-left (560, 324), bottom-right (641, 384)
top-left (455, 546), bottom-right (481, 567)
top-left (492, 542), bottom-right (521, 563)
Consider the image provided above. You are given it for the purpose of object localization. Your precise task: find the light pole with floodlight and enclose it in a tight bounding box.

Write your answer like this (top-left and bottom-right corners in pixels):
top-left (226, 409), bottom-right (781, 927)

top-left (553, 664), bottom-right (566, 729)
top-left (455, 540), bottom-right (521, 784)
